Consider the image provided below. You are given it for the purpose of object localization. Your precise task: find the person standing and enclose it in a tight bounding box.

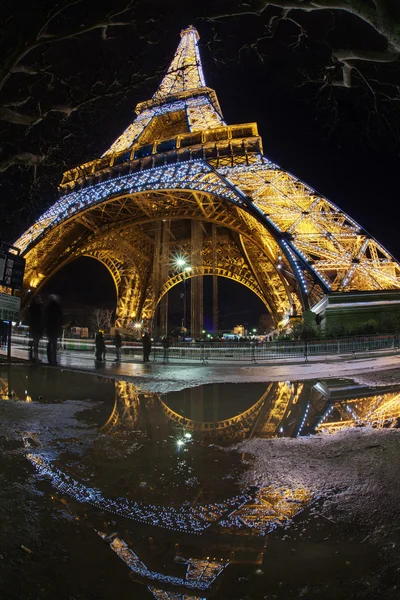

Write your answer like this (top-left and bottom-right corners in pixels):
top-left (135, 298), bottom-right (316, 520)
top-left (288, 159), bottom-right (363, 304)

top-left (162, 334), bottom-right (170, 362)
top-left (141, 331), bottom-right (152, 362)
top-left (95, 330), bottom-right (106, 361)
top-left (114, 329), bottom-right (122, 362)
top-left (43, 295), bottom-right (63, 366)
top-left (28, 296), bottom-right (43, 362)
top-left (0, 320), bottom-right (8, 348)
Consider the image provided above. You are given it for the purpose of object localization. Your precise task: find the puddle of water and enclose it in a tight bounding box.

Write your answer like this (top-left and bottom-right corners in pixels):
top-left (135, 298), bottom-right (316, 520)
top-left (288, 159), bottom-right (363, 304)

top-left (161, 379), bottom-right (400, 438)
top-left (1, 366), bottom-right (400, 598)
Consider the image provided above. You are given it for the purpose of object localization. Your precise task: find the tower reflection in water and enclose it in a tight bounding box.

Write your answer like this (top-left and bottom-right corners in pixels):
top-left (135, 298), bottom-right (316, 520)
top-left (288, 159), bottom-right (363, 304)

top-left (4, 371), bottom-right (400, 598)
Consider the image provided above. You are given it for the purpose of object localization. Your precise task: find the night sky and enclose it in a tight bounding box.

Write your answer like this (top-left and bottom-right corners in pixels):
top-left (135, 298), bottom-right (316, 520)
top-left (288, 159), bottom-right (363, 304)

top-left (2, 0), bottom-right (399, 329)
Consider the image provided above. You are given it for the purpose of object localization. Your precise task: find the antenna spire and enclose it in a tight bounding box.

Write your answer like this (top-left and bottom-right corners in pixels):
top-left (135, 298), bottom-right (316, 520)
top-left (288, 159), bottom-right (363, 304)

top-left (153, 25), bottom-right (206, 100)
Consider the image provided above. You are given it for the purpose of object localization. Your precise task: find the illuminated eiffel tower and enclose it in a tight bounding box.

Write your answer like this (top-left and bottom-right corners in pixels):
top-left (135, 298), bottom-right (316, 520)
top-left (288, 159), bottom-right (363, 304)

top-left (15, 26), bottom-right (400, 336)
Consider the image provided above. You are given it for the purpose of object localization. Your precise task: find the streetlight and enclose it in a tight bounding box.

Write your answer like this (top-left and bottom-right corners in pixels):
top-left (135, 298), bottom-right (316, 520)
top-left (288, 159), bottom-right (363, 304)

top-left (174, 256), bottom-right (191, 338)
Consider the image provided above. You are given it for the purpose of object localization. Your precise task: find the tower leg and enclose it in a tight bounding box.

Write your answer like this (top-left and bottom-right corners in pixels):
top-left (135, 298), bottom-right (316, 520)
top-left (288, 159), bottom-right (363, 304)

top-left (159, 294), bottom-right (168, 337)
top-left (115, 273), bottom-right (141, 328)
top-left (212, 224), bottom-right (219, 335)
top-left (160, 221), bottom-right (171, 336)
top-left (191, 220), bottom-right (203, 340)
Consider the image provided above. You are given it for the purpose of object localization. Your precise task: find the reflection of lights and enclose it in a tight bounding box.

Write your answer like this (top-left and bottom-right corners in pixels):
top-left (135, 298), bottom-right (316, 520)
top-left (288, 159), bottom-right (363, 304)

top-left (25, 436), bottom-right (313, 540)
top-left (99, 532), bottom-right (227, 592)
top-left (296, 402), bottom-right (311, 436)
top-left (25, 448), bottom-right (251, 534)
top-left (219, 486), bottom-right (312, 535)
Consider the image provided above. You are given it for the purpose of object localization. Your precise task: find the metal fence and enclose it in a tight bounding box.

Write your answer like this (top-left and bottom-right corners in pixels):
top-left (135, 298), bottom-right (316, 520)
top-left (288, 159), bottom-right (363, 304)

top-left (150, 334), bottom-right (400, 362)
top-left (7, 333), bottom-right (400, 363)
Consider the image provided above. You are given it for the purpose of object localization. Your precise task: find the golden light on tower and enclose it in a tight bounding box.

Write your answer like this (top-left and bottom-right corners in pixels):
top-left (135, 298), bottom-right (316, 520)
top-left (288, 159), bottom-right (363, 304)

top-left (13, 26), bottom-right (400, 336)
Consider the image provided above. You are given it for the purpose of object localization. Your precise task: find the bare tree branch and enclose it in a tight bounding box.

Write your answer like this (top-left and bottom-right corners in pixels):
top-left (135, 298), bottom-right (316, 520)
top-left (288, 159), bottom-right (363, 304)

top-left (0, 152), bottom-right (45, 173)
top-left (209, 0), bottom-right (400, 91)
top-left (0, 106), bottom-right (38, 126)
top-left (0, 1), bottom-right (136, 93)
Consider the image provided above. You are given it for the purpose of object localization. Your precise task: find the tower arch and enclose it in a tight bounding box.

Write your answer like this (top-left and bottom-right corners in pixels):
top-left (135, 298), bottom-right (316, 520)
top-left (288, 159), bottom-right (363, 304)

top-left (158, 268), bottom-right (268, 310)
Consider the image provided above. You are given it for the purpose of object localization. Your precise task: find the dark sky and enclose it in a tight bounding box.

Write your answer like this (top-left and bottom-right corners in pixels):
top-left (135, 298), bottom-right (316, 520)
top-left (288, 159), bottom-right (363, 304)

top-left (2, 0), bottom-right (400, 326)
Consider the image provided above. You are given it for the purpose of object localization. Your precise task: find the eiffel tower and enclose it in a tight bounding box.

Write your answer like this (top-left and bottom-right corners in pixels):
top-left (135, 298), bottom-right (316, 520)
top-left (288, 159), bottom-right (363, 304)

top-left (15, 26), bottom-right (400, 337)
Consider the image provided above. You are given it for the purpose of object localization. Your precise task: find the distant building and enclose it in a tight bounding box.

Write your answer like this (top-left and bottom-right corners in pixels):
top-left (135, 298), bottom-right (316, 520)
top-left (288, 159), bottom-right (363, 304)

top-left (233, 325), bottom-right (247, 337)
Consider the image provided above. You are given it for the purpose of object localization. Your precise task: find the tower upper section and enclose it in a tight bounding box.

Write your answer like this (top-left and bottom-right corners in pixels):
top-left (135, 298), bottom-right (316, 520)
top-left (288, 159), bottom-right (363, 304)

top-left (103, 26), bottom-right (225, 156)
top-left (153, 25), bottom-right (206, 99)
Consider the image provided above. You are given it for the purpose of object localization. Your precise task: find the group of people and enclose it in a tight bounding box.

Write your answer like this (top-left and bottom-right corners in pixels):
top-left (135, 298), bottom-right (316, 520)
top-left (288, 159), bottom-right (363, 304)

top-left (28, 295), bottom-right (63, 365)
top-left (95, 329), bottom-right (122, 362)
top-left (95, 329), bottom-right (152, 363)
top-left (27, 293), bottom-right (158, 365)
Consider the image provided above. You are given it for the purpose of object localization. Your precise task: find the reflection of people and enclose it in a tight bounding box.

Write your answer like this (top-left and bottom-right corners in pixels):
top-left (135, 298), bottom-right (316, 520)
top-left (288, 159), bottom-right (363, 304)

top-left (95, 330), bottom-right (106, 361)
top-left (141, 331), bottom-right (152, 362)
top-left (28, 296), bottom-right (43, 362)
top-left (44, 295), bottom-right (63, 366)
top-left (114, 330), bottom-right (122, 361)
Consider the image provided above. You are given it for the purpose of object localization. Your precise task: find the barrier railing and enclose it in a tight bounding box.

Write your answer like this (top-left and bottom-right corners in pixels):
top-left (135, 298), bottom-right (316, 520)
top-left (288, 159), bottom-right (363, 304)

top-left (152, 334), bottom-right (400, 362)
top-left (4, 333), bottom-right (400, 363)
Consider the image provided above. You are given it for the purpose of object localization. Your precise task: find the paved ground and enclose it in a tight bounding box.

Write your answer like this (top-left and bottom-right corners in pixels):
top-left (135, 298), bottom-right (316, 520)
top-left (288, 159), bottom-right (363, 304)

top-left (2, 344), bottom-right (400, 392)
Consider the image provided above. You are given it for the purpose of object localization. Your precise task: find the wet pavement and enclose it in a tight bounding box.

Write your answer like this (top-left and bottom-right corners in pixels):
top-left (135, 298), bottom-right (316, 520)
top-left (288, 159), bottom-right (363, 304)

top-left (2, 343), bottom-right (400, 391)
top-left (1, 365), bottom-right (400, 599)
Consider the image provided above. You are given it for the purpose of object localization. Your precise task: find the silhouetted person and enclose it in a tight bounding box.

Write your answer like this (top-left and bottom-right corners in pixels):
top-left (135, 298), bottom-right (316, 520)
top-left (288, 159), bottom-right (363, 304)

top-left (0, 320), bottom-right (8, 348)
top-left (114, 330), bottom-right (122, 361)
top-left (141, 331), bottom-right (151, 362)
top-left (162, 334), bottom-right (170, 361)
top-left (44, 295), bottom-right (63, 366)
top-left (28, 296), bottom-right (43, 362)
top-left (95, 330), bottom-right (106, 361)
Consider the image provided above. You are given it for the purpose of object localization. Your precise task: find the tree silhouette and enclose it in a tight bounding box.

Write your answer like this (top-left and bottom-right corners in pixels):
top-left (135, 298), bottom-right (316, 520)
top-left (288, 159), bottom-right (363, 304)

top-left (210, 1), bottom-right (400, 90)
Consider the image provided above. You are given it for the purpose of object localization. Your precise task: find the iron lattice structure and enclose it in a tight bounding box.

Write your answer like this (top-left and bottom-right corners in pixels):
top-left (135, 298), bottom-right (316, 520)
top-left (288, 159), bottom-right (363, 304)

top-left (14, 26), bottom-right (400, 334)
